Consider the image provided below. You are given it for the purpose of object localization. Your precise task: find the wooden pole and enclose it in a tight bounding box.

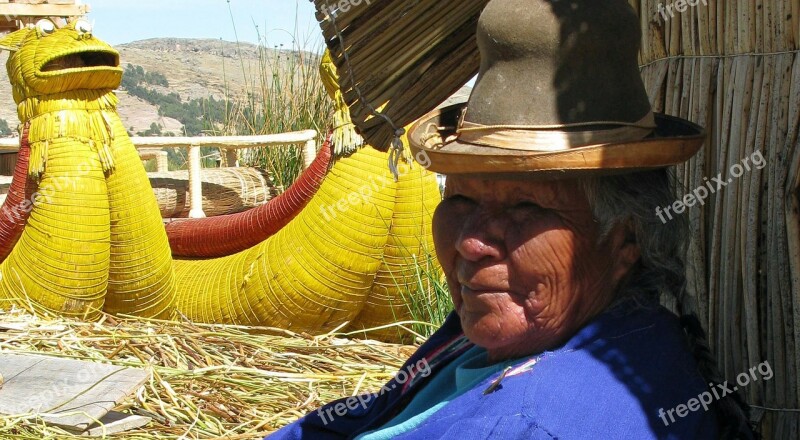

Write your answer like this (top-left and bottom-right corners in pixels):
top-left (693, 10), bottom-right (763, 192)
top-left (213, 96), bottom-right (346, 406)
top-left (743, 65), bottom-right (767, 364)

top-left (188, 145), bottom-right (205, 219)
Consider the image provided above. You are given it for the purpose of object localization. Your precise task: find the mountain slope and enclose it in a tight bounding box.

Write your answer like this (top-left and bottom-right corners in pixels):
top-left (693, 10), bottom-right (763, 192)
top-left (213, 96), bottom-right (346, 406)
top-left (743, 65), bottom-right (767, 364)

top-left (0, 38), bottom-right (294, 134)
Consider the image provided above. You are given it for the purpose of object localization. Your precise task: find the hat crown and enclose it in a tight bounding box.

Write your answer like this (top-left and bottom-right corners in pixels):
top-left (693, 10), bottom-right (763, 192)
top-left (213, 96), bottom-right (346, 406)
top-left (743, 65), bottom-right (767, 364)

top-left (467, 0), bottom-right (652, 127)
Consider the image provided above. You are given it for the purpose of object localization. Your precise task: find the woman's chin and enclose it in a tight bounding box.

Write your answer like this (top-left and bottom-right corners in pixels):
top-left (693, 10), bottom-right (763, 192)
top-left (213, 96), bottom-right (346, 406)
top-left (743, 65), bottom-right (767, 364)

top-left (458, 311), bottom-right (505, 348)
top-left (458, 310), bottom-right (555, 359)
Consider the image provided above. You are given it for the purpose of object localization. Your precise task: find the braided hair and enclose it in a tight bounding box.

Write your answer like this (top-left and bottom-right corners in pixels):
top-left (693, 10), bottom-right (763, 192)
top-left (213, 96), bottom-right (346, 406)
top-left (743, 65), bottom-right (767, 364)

top-left (581, 169), bottom-right (754, 439)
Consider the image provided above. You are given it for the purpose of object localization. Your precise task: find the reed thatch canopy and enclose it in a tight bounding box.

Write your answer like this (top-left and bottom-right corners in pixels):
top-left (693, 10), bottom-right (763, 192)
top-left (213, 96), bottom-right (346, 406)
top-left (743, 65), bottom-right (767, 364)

top-left (313, 0), bottom-right (800, 437)
top-left (312, 0), bottom-right (490, 150)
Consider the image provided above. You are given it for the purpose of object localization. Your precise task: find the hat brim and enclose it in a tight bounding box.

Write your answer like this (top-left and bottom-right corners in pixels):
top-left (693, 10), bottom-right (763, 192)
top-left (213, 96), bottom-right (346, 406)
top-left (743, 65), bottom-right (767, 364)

top-left (408, 103), bottom-right (705, 175)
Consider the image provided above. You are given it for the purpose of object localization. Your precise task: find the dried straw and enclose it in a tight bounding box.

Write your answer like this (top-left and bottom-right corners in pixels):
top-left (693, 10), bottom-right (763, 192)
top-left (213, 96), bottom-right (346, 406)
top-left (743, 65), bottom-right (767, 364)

top-left (0, 308), bottom-right (414, 439)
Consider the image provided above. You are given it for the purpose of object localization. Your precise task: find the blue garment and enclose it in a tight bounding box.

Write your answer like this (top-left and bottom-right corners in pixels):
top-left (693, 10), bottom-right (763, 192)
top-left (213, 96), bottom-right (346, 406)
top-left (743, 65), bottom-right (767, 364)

top-left (267, 299), bottom-right (721, 439)
top-left (355, 346), bottom-right (518, 439)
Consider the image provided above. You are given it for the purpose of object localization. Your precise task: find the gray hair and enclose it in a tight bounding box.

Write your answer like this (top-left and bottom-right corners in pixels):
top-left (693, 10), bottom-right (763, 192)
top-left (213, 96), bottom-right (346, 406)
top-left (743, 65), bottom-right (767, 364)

top-left (581, 170), bottom-right (687, 304)
top-left (581, 169), bottom-right (751, 439)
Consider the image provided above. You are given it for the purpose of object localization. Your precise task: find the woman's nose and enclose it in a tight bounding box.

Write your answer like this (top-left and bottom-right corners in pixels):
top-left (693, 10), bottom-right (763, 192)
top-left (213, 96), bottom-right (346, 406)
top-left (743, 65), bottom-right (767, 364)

top-left (455, 210), bottom-right (506, 262)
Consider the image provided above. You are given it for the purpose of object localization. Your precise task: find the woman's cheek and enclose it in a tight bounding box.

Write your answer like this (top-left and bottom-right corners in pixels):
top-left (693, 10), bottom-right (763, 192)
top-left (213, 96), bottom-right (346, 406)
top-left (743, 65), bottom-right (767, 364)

top-left (505, 217), bottom-right (578, 293)
top-left (432, 201), bottom-right (465, 270)
top-left (432, 201), bottom-right (468, 307)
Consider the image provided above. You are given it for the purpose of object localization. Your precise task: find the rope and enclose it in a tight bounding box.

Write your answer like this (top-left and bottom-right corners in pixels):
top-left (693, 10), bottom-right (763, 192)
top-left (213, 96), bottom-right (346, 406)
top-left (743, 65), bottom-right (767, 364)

top-left (639, 49), bottom-right (800, 68)
top-left (326, 10), bottom-right (406, 181)
top-left (749, 405), bottom-right (800, 413)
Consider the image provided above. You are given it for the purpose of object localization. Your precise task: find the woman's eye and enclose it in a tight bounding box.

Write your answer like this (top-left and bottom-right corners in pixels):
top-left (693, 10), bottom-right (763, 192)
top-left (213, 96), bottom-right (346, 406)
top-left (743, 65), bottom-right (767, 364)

top-left (446, 194), bottom-right (475, 205)
top-left (512, 201), bottom-right (542, 210)
top-left (509, 201), bottom-right (545, 220)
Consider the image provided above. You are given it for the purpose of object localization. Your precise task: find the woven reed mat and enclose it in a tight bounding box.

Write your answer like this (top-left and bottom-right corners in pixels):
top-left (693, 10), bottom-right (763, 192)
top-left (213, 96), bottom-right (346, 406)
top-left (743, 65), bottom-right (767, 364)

top-left (0, 353), bottom-right (149, 435)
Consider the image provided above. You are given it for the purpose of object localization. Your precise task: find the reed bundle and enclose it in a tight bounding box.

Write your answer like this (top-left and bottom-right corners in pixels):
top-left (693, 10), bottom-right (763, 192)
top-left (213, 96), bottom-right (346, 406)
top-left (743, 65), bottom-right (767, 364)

top-left (312, 0), bottom-right (490, 150)
top-left (631, 0), bottom-right (800, 437)
top-left (148, 168), bottom-right (279, 219)
top-left (0, 308), bottom-right (414, 439)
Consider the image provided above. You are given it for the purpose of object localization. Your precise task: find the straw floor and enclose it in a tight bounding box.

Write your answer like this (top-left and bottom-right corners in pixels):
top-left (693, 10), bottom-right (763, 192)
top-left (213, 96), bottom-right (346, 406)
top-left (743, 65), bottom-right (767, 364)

top-left (0, 309), bottom-right (415, 439)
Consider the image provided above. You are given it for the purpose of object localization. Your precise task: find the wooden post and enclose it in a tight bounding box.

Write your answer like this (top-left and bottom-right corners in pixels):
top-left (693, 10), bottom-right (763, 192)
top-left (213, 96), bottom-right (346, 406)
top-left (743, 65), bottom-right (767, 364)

top-left (303, 139), bottom-right (317, 170)
top-left (224, 148), bottom-right (238, 168)
top-left (188, 145), bottom-right (205, 218)
top-left (156, 151), bottom-right (168, 172)
top-left (137, 148), bottom-right (169, 172)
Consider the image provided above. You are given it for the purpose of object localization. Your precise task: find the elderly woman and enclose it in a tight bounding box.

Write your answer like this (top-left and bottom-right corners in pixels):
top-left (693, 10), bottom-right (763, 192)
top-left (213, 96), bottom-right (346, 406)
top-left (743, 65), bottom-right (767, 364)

top-left (269, 0), bottom-right (753, 438)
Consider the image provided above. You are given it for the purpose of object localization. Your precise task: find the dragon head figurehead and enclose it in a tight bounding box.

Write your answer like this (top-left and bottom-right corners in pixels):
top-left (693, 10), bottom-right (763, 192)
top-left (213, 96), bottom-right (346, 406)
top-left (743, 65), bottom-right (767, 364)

top-left (0, 18), bottom-right (121, 103)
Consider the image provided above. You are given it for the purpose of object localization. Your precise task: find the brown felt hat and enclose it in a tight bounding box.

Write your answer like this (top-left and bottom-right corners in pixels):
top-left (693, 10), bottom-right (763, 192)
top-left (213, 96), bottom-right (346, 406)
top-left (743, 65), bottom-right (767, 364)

top-left (408, 0), bottom-right (705, 175)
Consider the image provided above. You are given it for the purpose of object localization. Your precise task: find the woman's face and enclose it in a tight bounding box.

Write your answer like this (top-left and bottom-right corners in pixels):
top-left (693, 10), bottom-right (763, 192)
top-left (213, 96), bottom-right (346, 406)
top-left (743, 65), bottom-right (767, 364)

top-left (433, 176), bottom-right (640, 362)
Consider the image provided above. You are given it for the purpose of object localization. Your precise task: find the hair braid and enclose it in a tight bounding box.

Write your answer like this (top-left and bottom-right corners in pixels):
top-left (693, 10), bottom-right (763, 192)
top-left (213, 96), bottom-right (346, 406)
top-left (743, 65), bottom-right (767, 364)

top-left (582, 169), bottom-right (754, 438)
top-left (675, 285), bottom-right (755, 439)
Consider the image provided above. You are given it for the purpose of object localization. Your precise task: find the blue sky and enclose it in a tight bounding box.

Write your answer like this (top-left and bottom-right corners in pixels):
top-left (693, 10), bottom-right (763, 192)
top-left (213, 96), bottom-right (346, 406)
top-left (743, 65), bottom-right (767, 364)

top-left (87, 0), bottom-right (324, 50)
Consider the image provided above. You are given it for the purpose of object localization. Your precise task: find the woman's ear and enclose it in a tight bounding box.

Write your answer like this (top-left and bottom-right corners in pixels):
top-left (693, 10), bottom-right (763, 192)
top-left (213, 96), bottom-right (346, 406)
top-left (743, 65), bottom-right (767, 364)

top-left (608, 218), bottom-right (641, 284)
top-left (0, 28), bottom-right (30, 52)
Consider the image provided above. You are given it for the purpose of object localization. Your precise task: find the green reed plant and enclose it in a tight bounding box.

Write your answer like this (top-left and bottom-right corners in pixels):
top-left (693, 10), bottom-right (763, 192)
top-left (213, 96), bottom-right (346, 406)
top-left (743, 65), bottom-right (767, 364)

top-left (401, 251), bottom-right (453, 339)
top-left (211, 26), bottom-right (332, 190)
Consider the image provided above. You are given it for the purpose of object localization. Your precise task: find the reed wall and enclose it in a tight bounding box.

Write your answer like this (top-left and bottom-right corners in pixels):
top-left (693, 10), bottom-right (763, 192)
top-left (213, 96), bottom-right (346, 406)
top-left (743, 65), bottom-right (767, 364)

top-left (631, 0), bottom-right (800, 437)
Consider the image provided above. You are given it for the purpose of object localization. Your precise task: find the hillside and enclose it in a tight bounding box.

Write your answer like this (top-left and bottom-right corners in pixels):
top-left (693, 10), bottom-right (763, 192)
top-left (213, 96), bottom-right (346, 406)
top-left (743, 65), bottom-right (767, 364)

top-left (0, 38), bottom-right (305, 135)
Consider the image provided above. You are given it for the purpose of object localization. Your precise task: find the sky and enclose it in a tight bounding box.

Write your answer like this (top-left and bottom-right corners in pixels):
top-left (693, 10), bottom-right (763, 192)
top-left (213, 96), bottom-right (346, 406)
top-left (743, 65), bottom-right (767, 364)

top-left (87, 0), bottom-right (324, 50)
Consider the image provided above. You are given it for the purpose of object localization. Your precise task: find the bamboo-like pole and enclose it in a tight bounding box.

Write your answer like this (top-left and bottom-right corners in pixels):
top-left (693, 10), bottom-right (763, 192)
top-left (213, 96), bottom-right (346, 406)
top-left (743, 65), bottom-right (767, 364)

top-left (780, 53), bottom-right (800, 429)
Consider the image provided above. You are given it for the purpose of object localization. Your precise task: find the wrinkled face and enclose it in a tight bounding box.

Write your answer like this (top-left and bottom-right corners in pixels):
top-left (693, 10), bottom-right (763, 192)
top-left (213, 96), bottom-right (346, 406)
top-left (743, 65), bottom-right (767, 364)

top-left (1, 18), bottom-right (121, 100)
top-left (433, 176), bottom-right (640, 362)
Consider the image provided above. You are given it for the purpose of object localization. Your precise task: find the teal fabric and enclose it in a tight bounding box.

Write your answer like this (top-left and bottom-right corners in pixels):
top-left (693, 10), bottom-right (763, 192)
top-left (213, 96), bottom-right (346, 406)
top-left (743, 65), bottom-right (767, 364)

top-left (355, 346), bottom-right (520, 440)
